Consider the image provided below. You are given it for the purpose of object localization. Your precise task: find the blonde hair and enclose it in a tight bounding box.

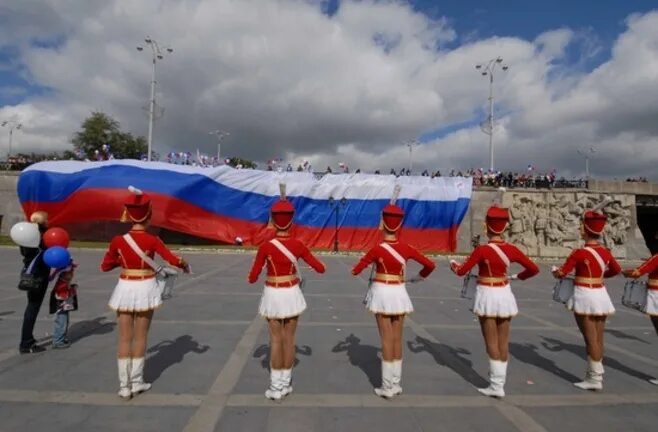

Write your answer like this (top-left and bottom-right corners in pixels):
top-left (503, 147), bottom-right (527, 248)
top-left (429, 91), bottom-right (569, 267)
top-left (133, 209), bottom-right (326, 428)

top-left (29, 211), bottom-right (48, 225)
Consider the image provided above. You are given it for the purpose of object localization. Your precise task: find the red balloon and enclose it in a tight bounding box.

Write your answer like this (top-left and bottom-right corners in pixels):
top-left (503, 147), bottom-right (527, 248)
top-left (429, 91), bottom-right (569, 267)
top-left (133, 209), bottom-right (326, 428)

top-left (43, 227), bottom-right (70, 248)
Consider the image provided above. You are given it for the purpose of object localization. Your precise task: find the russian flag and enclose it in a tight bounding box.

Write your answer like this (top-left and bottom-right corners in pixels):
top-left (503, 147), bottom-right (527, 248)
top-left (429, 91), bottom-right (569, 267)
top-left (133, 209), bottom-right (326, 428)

top-left (17, 161), bottom-right (472, 251)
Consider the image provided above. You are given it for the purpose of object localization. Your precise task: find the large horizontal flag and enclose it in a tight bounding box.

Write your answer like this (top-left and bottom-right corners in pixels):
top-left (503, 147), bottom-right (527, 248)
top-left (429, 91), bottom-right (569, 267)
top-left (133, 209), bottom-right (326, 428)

top-left (17, 161), bottom-right (472, 251)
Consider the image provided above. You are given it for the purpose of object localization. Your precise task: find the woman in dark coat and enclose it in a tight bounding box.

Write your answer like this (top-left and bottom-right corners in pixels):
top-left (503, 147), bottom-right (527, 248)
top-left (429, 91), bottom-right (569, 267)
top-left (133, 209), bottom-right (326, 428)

top-left (19, 211), bottom-right (50, 354)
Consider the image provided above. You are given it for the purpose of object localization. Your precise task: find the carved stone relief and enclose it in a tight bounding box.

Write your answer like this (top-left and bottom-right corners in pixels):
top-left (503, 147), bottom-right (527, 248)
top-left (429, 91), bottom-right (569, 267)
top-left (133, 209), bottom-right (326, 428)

top-left (502, 192), bottom-right (633, 258)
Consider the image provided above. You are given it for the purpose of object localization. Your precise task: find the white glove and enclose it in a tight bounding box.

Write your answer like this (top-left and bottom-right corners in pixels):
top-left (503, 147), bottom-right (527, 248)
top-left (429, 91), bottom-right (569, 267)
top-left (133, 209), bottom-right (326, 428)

top-left (450, 259), bottom-right (458, 266)
top-left (551, 265), bottom-right (558, 272)
top-left (510, 273), bottom-right (519, 280)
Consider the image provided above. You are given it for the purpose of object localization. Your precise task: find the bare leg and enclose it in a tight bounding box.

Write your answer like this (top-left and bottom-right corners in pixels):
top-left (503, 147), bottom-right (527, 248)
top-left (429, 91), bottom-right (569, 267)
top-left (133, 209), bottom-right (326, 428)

top-left (268, 319), bottom-right (285, 370)
top-left (575, 314), bottom-right (602, 361)
top-left (479, 317), bottom-right (500, 360)
top-left (391, 315), bottom-right (405, 360)
top-left (117, 312), bottom-right (134, 358)
top-left (496, 318), bottom-right (511, 362)
top-left (282, 316), bottom-right (299, 369)
top-left (132, 310), bottom-right (154, 358)
top-left (375, 314), bottom-right (395, 361)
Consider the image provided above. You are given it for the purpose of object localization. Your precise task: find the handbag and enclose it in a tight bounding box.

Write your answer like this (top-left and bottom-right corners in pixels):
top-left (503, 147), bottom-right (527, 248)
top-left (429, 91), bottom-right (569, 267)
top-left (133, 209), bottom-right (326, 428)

top-left (18, 252), bottom-right (44, 292)
top-left (123, 234), bottom-right (179, 300)
top-left (622, 280), bottom-right (648, 311)
top-left (552, 277), bottom-right (574, 304)
top-left (461, 274), bottom-right (478, 300)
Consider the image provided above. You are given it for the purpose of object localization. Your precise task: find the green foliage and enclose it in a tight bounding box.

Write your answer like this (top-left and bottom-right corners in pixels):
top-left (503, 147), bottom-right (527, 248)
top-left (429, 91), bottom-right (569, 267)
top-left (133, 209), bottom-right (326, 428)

top-left (70, 112), bottom-right (146, 159)
top-left (226, 156), bottom-right (257, 169)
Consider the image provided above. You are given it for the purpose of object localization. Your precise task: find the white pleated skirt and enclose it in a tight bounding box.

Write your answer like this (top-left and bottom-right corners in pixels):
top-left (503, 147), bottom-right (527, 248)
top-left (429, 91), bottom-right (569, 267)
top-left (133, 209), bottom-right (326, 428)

top-left (108, 278), bottom-right (162, 312)
top-left (567, 286), bottom-right (616, 316)
top-left (472, 284), bottom-right (518, 318)
top-left (366, 282), bottom-right (414, 315)
top-left (643, 290), bottom-right (658, 316)
top-left (258, 285), bottom-right (306, 319)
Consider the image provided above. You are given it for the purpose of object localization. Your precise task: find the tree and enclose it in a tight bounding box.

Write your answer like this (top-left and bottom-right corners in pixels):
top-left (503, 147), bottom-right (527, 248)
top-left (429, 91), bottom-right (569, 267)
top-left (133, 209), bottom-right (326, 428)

top-left (226, 157), bottom-right (257, 169)
top-left (71, 112), bottom-right (147, 159)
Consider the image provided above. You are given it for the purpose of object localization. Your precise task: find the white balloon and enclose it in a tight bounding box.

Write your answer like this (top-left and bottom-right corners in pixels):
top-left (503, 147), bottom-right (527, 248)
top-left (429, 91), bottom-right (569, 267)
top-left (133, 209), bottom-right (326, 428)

top-left (10, 222), bottom-right (41, 248)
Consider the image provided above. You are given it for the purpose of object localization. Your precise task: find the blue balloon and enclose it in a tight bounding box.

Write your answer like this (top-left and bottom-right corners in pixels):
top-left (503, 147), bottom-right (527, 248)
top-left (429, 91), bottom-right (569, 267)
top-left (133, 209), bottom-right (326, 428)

top-left (44, 246), bottom-right (71, 269)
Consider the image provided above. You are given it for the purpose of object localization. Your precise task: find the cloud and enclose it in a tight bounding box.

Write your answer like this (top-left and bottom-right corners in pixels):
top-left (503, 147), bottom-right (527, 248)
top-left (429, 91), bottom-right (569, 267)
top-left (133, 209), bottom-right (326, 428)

top-left (0, 1), bottom-right (657, 179)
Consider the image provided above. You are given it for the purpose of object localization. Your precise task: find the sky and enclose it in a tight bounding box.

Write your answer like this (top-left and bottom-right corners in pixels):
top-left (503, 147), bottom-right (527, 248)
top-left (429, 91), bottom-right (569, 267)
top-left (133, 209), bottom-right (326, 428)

top-left (1, 0), bottom-right (657, 179)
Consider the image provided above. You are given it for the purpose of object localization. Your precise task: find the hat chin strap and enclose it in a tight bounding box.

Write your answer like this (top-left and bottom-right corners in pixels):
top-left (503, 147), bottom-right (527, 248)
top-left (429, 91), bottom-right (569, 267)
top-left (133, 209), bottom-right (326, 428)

top-left (486, 221), bottom-right (508, 235)
top-left (123, 208), bottom-right (152, 224)
top-left (382, 220), bottom-right (402, 233)
top-left (583, 223), bottom-right (604, 236)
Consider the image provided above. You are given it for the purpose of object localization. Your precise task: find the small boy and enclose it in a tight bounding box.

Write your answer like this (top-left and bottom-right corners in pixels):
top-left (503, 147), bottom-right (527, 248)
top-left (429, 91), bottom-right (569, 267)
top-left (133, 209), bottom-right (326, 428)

top-left (49, 261), bottom-right (78, 349)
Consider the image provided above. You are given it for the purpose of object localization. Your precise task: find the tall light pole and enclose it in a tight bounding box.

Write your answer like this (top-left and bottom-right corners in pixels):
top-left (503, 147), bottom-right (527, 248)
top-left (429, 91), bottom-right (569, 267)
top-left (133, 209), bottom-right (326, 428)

top-left (1, 119), bottom-right (22, 159)
top-left (406, 140), bottom-right (417, 173)
top-left (476, 57), bottom-right (509, 172)
top-left (577, 147), bottom-right (596, 179)
top-left (137, 37), bottom-right (173, 161)
top-left (209, 130), bottom-right (230, 162)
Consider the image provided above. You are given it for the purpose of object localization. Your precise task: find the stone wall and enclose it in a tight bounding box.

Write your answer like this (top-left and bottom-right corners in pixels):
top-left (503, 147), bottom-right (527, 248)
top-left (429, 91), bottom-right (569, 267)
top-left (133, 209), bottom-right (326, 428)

top-left (456, 188), bottom-right (650, 259)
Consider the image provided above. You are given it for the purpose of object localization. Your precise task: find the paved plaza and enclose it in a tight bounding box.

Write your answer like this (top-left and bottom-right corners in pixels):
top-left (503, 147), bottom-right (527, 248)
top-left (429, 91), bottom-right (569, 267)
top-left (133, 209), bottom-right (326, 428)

top-left (0, 248), bottom-right (656, 432)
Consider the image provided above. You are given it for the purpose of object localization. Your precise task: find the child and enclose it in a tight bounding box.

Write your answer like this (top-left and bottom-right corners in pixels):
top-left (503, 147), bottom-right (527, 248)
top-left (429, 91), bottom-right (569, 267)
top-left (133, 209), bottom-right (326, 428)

top-left (49, 261), bottom-right (78, 349)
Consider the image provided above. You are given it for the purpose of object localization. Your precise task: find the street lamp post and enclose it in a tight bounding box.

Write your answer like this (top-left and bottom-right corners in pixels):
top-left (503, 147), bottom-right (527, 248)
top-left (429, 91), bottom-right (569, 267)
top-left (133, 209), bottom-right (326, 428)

top-left (476, 57), bottom-right (509, 172)
top-left (137, 37), bottom-right (173, 161)
top-left (577, 147), bottom-right (596, 180)
top-left (328, 196), bottom-right (347, 253)
top-left (209, 130), bottom-right (230, 162)
top-left (1, 119), bottom-right (22, 160)
top-left (406, 140), bottom-right (417, 174)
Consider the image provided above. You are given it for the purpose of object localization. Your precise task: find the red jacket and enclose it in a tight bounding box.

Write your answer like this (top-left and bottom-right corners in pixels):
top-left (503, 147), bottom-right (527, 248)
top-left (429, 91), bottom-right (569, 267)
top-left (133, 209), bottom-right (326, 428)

top-left (451, 240), bottom-right (539, 281)
top-left (248, 235), bottom-right (326, 287)
top-left (554, 243), bottom-right (621, 288)
top-left (352, 240), bottom-right (436, 281)
top-left (101, 229), bottom-right (186, 279)
top-left (629, 254), bottom-right (658, 289)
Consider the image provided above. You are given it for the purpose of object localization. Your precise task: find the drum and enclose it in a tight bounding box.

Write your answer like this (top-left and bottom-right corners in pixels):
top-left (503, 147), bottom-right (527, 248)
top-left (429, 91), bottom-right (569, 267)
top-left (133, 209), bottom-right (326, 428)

top-left (461, 274), bottom-right (478, 299)
top-left (622, 280), bottom-right (647, 311)
top-left (552, 277), bottom-right (574, 304)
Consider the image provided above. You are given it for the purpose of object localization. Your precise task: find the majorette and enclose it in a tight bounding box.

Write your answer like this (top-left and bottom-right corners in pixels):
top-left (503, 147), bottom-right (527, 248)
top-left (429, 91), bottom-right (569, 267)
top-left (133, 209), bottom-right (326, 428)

top-left (623, 229), bottom-right (658, 385)
top-left (552, 207), bottom-right (621, 391)
top-left (450, 203), bottom-right (539, 398)
top-left (247, 182), bottom-right (326, 401)
top-left (101, 186), bottom-right (189, 399)
top-left (351, 185), bottom-right (436, 398)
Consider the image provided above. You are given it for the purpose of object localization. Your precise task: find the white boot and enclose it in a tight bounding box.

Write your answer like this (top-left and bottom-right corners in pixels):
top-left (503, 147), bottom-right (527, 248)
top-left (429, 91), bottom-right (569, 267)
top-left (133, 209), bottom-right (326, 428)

top-left (574, 357), bottom-right (603, 391)
top-left (130, 357), bottom-right (152, 395)
top-left (390, 360), bottom-right (403, 396)
top-left (478, 359), bottom-right (507, 398)
top-left (117, 358), bottom-right (132, 399)
top-left (650, 378), bottom-right (658, 386)
top-left (374, 361), bottom-right (397, 398)
top-left (265, 369), bottom-right (284, 400)
top-left (280, 369), bottom-right (293, 397)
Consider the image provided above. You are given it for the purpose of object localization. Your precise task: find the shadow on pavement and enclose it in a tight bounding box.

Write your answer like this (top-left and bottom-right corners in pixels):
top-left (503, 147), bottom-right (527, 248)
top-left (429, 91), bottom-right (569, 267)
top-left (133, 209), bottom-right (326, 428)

top-left (146, 335), bottom-right (210, 382)
top-left (509, 342), bottom-right (580, 383)
top-left (67, 316), bottom-right (116, 343)
top-left (407, 336), bottom-right (488, 387)
top-left (605, 328), bottom-right (650, 344)
top-left (332, 333), bottom-right (380, 388)
top-left (541, 336), bottom-right (655, 381)
top-left (252, 344), bottom-right (312, 369)
top-left (0, 310), bottom-right (14, 320)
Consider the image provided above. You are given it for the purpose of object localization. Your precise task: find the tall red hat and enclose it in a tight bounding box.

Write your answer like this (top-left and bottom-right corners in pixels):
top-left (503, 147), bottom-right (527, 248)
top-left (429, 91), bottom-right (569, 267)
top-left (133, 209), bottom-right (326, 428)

top-left (486, 206), bottom-right (509, 234)
top-left (120, 186), bottom-right (152, 223)
top-left (271, 183), bottom-right (295, 230)
top-left (583, 210), bottom-right (607, 235)
top-left (381, 185), bottom-right (404, 232)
